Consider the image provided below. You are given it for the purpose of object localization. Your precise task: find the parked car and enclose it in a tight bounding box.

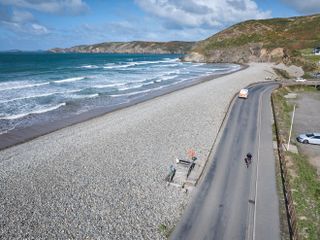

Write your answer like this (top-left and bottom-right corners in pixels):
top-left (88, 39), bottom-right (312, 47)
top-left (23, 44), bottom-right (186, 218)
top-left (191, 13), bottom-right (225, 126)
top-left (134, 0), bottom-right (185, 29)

top-left (238, 88), bottom-right (249, 99)
top-left (312, 72), bottom-right (320, 78)
top-left (295, 77), bottom-right (306, 82)
top-left (296, 133), bottom-right (320, 145)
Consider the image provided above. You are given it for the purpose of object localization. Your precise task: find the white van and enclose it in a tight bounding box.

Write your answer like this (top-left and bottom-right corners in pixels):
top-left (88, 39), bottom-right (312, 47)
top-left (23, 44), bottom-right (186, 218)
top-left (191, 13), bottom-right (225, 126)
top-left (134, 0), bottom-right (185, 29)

top-left (238, 88), bottom-right (249, 99)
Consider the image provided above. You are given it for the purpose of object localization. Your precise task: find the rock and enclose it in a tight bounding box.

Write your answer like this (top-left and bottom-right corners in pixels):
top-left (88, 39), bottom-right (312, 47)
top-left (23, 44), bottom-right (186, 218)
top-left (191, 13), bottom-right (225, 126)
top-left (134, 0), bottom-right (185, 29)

top-left (182, 52), bottom-right (206, 62)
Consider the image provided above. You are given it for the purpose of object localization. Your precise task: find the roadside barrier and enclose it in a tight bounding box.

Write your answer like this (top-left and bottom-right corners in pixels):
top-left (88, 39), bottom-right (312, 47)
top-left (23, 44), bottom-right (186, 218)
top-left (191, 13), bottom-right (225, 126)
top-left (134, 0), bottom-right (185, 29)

top-left (271, 93), bottom-right (299, 240)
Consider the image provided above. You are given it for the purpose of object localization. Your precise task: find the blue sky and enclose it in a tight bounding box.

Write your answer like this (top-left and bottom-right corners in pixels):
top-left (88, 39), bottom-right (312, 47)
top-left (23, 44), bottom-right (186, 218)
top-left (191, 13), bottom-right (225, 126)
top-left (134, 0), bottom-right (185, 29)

top-left (0, 0), bottom-right (320, 51)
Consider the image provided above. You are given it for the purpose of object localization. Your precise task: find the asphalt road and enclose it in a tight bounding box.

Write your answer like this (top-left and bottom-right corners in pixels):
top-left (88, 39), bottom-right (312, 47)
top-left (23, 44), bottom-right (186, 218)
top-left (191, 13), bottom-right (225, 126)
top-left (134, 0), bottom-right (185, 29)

top-left (171, 82), bottom-right (281, 240)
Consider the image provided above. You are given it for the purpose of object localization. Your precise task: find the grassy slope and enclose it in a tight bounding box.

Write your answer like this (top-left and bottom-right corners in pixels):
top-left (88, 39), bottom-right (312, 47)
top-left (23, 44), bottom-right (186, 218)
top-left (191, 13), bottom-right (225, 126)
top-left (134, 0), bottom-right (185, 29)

top-left (192, 14), bottom-right (320, 70)
top-left (62, 41), bottom-right (195, 54)
top-left (195, 14), bottom-right (320, 53)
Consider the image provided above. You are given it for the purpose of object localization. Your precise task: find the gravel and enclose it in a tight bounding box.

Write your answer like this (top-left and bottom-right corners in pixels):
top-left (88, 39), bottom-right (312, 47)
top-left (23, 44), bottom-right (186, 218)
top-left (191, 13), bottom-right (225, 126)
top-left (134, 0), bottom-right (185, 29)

top-left (0, 63), bottom-right (274, 239)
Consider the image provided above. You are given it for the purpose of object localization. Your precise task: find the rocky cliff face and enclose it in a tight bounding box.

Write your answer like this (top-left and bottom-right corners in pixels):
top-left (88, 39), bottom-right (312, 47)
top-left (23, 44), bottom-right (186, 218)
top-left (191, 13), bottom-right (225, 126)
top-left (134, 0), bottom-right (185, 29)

top-left (50, 41), bottom-right (195, 54)
top-left (183, 44), bottom-right (289, 64)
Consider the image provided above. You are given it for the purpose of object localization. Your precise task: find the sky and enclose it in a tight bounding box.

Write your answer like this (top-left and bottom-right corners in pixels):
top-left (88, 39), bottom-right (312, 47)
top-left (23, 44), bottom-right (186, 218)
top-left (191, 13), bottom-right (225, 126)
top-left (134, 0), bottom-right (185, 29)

top-left (0, 0), bottom-right (320, 51)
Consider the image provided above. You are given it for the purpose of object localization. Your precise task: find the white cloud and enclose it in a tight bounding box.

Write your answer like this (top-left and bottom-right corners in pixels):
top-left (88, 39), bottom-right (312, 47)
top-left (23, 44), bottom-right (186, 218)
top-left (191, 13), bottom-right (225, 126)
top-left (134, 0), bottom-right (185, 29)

top-left (135, 0), bottom-right (271, 29)
top-left (11, 9), bottom-right (34, 22)
top-left (0, 7), bottom-right (49, 35)
top-left (281, 0), bottom-right (320, 14)
top-left (0, 0), bottom-right (88, 15)
top-left (31, 23), bottom-right (48, 34)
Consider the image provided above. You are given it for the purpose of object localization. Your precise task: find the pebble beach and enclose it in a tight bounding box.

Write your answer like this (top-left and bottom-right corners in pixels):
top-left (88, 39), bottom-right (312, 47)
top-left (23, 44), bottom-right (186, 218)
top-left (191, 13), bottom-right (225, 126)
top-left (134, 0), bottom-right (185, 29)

top-left (0, 63), bottom-right (275, 239)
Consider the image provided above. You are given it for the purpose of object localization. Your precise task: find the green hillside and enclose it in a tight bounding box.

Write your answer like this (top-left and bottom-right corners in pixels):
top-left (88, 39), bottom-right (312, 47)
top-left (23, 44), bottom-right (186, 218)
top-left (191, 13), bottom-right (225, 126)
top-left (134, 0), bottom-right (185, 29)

top-left (188, 14), bottom-right (320, 71)
top-left (50, 41), bottom-right (195, 54)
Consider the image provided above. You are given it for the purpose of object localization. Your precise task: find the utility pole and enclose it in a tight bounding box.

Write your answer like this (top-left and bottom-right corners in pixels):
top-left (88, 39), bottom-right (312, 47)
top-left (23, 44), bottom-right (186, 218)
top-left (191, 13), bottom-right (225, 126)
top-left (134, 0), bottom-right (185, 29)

top-left (287, 104), bottom-right (296, 151)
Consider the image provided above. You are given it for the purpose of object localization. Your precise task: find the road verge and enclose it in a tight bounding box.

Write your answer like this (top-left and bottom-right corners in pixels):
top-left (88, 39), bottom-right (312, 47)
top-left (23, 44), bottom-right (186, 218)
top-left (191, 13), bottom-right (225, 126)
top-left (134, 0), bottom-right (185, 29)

top-left (271, 85), bottom-right (320, 240)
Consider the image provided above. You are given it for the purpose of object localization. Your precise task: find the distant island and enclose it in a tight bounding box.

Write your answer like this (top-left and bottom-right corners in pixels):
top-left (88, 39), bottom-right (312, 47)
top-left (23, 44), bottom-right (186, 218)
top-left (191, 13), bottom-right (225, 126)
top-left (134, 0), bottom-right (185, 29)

top-left (50, 13), bottom-right (320, 72)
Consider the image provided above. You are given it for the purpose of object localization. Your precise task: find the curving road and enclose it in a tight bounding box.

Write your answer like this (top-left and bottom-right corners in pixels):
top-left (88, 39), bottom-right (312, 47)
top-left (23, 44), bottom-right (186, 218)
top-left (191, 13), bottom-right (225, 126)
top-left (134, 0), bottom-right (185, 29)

top-left (171, 83), bottom-right (280, 240)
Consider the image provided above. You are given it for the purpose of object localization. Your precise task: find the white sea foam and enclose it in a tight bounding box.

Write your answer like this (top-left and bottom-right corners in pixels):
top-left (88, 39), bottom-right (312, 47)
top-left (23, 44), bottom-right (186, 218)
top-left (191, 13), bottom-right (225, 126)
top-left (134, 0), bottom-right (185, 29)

top-left (118, 84), bottom-right (143, 91)
top-left (93, 82), bottom-right (126, 89)
top-left (70, 93), bottom-right (99, 99)
top-left (0, 102), bottom-right (66, 120)
top-left (103, 58), bottom-right (179, 70)
top-left (53, 76), bottom-right (86, 83)
top-left (143, 81), bottom-right (155, 86)
top-left (0, 126), bottom-right (15, 135)
top-left (0, 89), bottom-right (81, 104)
top-left (86, 93), bottom-right (99, 98)
top-left (0, 92), bottom-right (55, 104)
top-left (160, 75), bottom-right (177, 81)
top-left (110, 88), bottom-right (153, 97)
top-left (103, 63), bottom-right (135, 69)
top-left (0, 82), bottom-right (50, 91)
top-left (79, 65), bottom-right (99, 69)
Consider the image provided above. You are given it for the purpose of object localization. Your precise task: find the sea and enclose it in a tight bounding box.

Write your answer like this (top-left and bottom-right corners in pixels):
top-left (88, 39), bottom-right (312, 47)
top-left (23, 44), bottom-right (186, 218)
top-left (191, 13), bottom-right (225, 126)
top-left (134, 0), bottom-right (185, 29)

top-left (0, 52), bottom-right (240, 139)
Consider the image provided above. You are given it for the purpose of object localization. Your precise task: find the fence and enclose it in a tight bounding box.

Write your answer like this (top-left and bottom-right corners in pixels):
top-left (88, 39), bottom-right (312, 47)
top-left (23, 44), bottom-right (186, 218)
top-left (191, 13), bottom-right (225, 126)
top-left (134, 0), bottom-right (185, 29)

top-left (271, 93), bottom-right (299, 240)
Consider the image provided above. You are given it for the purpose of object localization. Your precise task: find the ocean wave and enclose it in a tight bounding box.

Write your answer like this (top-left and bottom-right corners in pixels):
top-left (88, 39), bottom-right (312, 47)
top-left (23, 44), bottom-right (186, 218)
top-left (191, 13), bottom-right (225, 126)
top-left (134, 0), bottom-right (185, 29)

top-left (103, 63), bottom-right (135, 69)
top-left (0, 92), bottom-right (55, 104)
top-left (0, 89), bottom-right (81, 104)
top-left (53, 76), bottom-right (86, 83)
top-left (0, 102), bottom-right (66, 120)
top-left (143, 81), bottom-right (155, 86)
top-left (0, 82), bottom-right (50, 92)
top-left (110, 89), bottom-right (152, 97)
top-left (110, 86), bottom-right (164, 97)
top-left (79, 65), bottom-right (99, 69)
top-left (161, 75), bottom-right (177, 81)
top-left (103, 58), bottom-right (179, 70)
top-left (118, 84), bottom-right (143, 91)
top-left (93, 82), bottom-right (126, 89)
top-left (71, 93), bottom-right (99, 99)
top-left (0, 126), bottom-right (15, 135)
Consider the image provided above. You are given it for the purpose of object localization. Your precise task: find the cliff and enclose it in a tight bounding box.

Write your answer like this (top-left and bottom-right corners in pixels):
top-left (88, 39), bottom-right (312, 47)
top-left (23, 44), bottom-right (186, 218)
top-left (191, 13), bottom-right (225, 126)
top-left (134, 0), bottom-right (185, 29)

top-left (184, 14), bottom-right (320, 69)
top-left (49, 41), bottom-right (195, 54)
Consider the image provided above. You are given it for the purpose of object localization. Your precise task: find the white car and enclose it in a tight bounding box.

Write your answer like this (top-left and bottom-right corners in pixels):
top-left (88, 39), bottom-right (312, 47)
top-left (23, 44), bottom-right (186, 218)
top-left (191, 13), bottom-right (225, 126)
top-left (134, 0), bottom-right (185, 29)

top-left (238, 88), bottom-right (248, 99)
top-left (296, 133), bottom-right (320, 145)
top-left (295, 77), bottom-right (306, 82)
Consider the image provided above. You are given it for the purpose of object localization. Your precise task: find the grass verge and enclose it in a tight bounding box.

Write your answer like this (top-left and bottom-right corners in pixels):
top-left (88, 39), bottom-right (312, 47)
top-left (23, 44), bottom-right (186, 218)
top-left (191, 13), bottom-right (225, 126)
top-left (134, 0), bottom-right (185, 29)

top-left (158, 223), bottom-right (174, 238)
top-left (272, 86), bottom-right (320, 240)
top-left (286, 152), bottom-right (320, 239)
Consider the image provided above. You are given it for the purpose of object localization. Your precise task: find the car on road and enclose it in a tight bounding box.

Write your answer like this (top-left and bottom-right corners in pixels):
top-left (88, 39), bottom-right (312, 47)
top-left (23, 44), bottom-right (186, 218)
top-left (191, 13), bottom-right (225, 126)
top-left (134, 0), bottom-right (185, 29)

top-left (238, 88), bottom-right (249, 99)
top-left (296, 133), bottom-right (320, 145)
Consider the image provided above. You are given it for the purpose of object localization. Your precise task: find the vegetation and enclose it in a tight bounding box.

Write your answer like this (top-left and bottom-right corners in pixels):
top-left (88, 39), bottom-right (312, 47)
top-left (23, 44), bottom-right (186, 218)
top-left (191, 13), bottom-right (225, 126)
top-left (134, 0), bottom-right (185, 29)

top-left (272, 86), bottom-right (320, 239)
top-left (197, 14), bottom-right (320, 51)
top-left (192, 14), bottom-right (320, 71)
top-left (158, 223), bottom-right (174, 238)
top-left (273, 68), bottom-right (291, 79)
top-left (288, 152), bottom-right (320, 239)
top-left (50, 41), bottom-right (195, 54)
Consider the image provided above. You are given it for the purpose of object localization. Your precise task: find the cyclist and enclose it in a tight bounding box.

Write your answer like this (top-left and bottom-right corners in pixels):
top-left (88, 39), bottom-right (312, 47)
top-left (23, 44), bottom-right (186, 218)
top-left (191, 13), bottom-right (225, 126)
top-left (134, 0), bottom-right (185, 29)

top-left (247, 153), bottom-right (252, 164)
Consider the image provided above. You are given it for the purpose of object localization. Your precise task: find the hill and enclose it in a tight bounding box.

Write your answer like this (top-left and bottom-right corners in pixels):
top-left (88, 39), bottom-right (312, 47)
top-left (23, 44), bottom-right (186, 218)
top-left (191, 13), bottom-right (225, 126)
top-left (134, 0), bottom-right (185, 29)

top-left (49, 41), bottom-right (195, 54)
top-left (184, 14), bottom-right (320, 71)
